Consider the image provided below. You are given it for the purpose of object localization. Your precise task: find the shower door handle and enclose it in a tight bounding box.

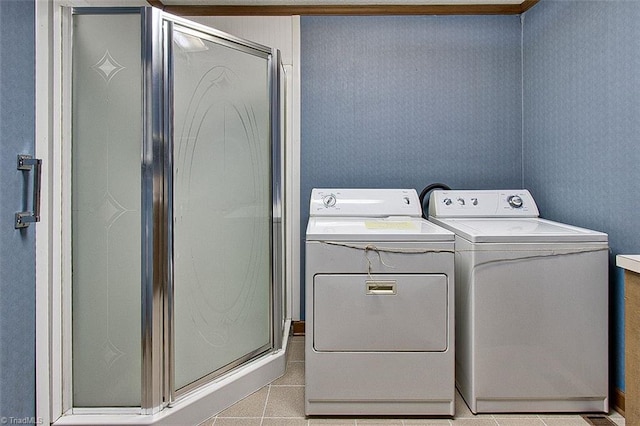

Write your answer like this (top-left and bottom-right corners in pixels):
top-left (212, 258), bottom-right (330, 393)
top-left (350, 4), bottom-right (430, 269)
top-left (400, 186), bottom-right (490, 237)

top-left (15, 154), bottom-right (42, 229)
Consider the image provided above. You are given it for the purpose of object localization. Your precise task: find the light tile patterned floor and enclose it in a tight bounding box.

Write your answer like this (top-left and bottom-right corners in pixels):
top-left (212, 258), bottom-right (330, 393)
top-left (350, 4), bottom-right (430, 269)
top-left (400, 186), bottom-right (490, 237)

top-left (201, 336), bottom-right (624, 426)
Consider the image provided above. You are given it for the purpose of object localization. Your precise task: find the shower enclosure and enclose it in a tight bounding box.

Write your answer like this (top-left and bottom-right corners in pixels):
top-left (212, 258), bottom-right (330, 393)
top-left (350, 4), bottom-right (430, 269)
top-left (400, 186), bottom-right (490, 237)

top-left (63, 6), bottom-right (286, 422)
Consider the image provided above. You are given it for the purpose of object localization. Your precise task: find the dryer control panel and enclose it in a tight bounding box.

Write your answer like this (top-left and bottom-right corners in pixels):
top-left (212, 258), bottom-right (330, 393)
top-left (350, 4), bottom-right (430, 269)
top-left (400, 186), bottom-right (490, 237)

top-left (310, 188), bottom-right (421, 217)
top-left (428, 189), bottom-right (539, 218)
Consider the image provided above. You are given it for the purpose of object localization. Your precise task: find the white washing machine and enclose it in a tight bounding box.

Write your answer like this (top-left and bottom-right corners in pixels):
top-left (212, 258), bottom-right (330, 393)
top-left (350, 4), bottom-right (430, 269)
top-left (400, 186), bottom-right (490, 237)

top-left (305, 188), bottom-right (455, 416)
top-left (428, 189), bottom-right (609, 414)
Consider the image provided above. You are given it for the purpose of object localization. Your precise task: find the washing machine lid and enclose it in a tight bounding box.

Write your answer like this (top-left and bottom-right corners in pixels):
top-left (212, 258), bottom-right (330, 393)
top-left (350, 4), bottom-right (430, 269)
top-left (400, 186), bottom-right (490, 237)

top-left (429, 217), bottom-right (608, 243)
top-left (306, 216), bottom-right (454, 242)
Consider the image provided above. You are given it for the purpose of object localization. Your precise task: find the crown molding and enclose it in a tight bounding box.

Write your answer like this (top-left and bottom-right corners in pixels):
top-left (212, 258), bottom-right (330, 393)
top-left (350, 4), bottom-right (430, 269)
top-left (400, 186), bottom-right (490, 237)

top-left (148, 0), bottom-right (538, 16)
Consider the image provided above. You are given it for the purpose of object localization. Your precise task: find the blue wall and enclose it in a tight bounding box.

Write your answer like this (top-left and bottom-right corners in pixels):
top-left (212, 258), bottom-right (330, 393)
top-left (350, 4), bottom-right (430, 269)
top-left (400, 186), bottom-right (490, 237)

top-left (523, 0), bottom-right (640, 392)
top-left (0, 0), bottom-right (36, 423)
top-left (301, 15), bottom-right (523, 203)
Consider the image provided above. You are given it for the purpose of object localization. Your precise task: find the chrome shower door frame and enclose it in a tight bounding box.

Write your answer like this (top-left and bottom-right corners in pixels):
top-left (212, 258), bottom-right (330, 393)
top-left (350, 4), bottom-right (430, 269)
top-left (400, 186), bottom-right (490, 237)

top-left (162, 13), bottom-right (283, 403)
top-left (66, 6), bottom-right (284, 416)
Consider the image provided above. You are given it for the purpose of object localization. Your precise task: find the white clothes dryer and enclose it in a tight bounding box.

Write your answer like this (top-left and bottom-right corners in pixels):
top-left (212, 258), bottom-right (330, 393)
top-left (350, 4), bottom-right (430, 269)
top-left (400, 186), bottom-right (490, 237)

top-left (429, 189), bottom-right (609, 414)
top-left (305, 188), bottom-right (455, 416)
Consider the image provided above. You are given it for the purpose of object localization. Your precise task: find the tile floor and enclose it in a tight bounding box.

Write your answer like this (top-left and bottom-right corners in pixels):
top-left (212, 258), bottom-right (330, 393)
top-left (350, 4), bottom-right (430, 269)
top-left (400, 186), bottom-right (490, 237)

top-left (201, 336), bottom-right (624, 426)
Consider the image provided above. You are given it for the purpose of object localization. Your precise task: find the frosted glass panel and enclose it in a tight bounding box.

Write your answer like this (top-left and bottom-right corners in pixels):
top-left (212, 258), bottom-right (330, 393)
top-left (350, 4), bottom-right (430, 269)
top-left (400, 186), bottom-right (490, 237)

top-left (71, 13), bottom-right (142, 407)
top-left (172, 29), bottom-right (272, 390)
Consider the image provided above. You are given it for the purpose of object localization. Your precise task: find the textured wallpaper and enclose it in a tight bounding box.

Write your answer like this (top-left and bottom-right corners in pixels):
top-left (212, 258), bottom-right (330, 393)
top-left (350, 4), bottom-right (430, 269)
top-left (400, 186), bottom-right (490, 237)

top-left (0, 0), bottom-right (36, 420)
top-left (301, 15), bottom-right (523, 213)
top-left (523, 0), bottom-right (640, 391)
top-left (523, 0), bottom-right (640, 243)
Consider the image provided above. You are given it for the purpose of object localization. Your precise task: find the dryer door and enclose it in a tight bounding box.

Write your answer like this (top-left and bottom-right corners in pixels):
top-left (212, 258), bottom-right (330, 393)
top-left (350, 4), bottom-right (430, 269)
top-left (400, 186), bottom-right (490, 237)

top-left (313, 274), bottom-right (448, 352)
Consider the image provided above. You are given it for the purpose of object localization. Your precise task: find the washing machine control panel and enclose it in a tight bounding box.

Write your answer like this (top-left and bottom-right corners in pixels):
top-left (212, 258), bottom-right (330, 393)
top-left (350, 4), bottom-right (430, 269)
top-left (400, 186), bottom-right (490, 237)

top-left (310, 188), bottom-right (421, 217)
top-left (429, 190), bottom-right (539, 218)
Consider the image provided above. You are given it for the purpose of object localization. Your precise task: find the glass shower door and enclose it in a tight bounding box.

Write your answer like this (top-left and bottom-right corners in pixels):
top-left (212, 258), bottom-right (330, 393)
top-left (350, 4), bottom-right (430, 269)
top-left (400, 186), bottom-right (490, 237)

top-left (71, 10), bottom-right (142, 408)
top-left (170, 24), bottom-right (273, 393)
top-left (68, 8), bottom-right (282, 414)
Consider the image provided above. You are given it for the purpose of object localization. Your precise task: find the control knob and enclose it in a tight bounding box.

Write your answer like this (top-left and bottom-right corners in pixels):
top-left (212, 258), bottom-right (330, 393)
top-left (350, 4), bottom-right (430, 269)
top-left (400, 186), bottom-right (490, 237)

top-left (322, 194), bottom-right (337, 208)
top-left (507, 195), bottom-right (523, 209)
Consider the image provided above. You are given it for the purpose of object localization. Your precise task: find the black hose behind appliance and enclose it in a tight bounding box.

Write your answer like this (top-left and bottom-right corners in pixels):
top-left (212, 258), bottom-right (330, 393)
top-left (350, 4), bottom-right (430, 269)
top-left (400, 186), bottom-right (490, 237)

top-left (419, 183), bottom-right (451, 219)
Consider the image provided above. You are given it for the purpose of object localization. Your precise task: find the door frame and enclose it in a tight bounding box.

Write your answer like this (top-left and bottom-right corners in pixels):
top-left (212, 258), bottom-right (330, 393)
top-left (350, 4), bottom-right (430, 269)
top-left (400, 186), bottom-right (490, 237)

top-left (35, 0), bottom-right (56, 423)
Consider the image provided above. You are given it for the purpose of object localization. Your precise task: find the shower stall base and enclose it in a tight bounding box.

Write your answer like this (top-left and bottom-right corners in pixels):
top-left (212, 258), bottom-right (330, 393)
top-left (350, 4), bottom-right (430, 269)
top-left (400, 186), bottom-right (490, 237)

top-left (53, 322), bottom-right (289, 426)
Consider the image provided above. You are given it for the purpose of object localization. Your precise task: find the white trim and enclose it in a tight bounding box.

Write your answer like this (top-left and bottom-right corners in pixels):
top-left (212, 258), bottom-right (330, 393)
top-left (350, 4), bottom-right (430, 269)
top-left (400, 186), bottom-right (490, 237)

top-left (44, 3), bottom-right (73, 421)
top-left (60, 5), bottom-right (75, 417)
top-left (289, 15), bottom-right (302, 320)
top-left (617, 255), bottom-right (640, 275)
top-left (35, 0), bottom-right (53, 424)
top-left (35, 0), bottom-right (68, 423)
top-left (51, 2), bottom-right (62, 421)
